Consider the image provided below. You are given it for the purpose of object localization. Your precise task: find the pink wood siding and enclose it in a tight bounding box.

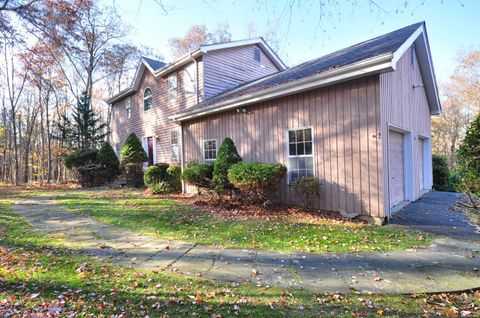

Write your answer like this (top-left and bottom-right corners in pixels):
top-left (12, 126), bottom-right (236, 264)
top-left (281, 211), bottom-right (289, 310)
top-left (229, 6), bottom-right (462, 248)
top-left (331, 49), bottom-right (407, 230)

top-left (111, 59), bottom-right (203, 164)
top-left (380, 47), bottom-right (432, 215)
top-left (183, 76), bottom-right (384, 217)
top-left (203, 44), bottom-right (280, 100)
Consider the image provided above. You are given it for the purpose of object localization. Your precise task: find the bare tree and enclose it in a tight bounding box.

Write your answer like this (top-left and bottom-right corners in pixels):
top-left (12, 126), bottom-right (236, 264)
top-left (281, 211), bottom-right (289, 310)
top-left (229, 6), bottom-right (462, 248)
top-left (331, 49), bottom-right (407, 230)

top-left (168, 23), bottom-right (232, 58)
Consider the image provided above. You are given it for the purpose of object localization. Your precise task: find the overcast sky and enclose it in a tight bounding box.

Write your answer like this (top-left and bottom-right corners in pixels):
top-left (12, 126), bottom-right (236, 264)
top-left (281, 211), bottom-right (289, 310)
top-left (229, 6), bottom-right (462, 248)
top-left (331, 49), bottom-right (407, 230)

top-left (109, 0), bottom-right (479, 83)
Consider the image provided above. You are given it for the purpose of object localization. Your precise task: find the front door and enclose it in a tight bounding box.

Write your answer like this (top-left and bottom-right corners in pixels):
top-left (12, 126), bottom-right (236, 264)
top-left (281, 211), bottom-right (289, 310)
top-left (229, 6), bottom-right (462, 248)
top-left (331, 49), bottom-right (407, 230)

top-left (147, 137), bottom-right (154, 166)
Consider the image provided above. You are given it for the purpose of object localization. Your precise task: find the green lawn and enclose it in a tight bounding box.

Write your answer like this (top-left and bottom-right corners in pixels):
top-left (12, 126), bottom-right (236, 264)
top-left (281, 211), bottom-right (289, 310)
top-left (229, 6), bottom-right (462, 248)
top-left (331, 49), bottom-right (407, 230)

top-left (57, 189), bottom-right (432, 254)
top-left (2, 188), bottom-right (479, 317)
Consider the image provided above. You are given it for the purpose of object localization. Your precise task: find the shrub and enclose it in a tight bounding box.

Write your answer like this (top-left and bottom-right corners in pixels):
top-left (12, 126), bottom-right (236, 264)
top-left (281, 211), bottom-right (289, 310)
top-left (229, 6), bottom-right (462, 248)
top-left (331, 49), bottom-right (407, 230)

top-left (181, 162), bottom-right (214, 193)
top-left (292, 176), bottom-right (322, 208)
top-left (432, 154), bottom-right (449, 191)
top-left (120, 133), bottom-right (147, 187)
top-left (64, 149), bottom-right (97, 169)
top-left (144, 163), bottom-right (169, 188)
top-left (151, 181), bottom-right (174, 194)
top-left (120, 133), bottom-right (148, 167)
top-left (166, 165), bottom-right (182, 192)
top-left (98, 142), bottom-right (120, 180)
top-left (124, 163), bottom-right (144, 188)
top-left (212, 138), bottom-right (242, 193)
top-left (228, 162), bottom-right (286, 203)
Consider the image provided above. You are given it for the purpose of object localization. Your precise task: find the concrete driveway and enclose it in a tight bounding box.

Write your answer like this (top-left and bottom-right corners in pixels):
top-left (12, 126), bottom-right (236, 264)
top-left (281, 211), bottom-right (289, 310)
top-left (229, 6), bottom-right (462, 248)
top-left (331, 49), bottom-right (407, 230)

top-left (390, 191), bottom-right (479, 242)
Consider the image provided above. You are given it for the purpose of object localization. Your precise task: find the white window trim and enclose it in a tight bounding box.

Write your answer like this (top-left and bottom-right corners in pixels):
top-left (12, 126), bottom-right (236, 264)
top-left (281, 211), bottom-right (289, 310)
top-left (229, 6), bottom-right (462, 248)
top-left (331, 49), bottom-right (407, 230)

top-left (168, 74), bottom-right (178, 102)
top-left (410, 45), bottom-right (415, 69)
top-left (125, 97), bottom-right (132, 119)
top-left (184, 64), bottom-right (196, 97)
top-left (143, 87), bottom-right (153, 112)
top-left (253, 47), bottom-right (261, 62)
top-left (203, 139), bottom-right (217, 162)
top-left (142, 136), bottom-right (157, 167)
top-left (171, 129), bottom-right (180, 161)
top-left (285, 126), bottom-right (315, 185)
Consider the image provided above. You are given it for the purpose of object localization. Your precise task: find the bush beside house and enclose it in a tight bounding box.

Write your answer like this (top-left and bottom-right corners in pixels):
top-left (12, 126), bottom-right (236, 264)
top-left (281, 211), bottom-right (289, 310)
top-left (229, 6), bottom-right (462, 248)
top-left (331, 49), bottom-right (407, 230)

top-left (211, 138), bottom-right (242, 194)
top-left (181, 163), bottom-right (214, 193)
top-left (228, 162), bottom-right (286, 204)
top-left (144, 164), bottom-right (181, 194)
top-left (120, 133), bottom-right (148, 187)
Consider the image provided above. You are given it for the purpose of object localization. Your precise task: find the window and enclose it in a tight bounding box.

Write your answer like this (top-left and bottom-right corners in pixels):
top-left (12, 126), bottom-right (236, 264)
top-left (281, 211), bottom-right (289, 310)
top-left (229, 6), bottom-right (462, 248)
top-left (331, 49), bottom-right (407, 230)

top-left (114, 104), bottom-right (120, 118)
top-left (125, 97), bottom-right (131, 119)
top-left (287, 127), bottom-right (314, 183)
top-left (184, 64), bottom-right (195, 97)
top-left (168, 74), bottom-right (177, 101)
top-left (410, 45), bottom-right (415, 68)
top-left (253, 47), bottom-right (261, 62)
top-left (143, 88), bottom-right (152, 111)
top-left (171, 130), bottom-right (180, 160)
top-left (203, 139), bottom-right (217, 161)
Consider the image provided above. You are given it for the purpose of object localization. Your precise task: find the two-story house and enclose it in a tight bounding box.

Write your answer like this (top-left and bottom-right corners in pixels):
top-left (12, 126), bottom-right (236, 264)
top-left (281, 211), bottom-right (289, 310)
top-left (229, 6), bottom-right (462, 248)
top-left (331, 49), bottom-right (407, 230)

top-left (107, 39), bottom-right (286, 166)
top-left (108, 22), bottom-right (441, 224)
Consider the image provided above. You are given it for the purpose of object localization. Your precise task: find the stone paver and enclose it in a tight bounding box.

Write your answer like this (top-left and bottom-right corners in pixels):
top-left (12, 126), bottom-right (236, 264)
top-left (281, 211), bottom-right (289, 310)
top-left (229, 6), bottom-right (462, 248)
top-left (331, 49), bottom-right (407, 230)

top-left (13, 195), bottom-right (480, 294)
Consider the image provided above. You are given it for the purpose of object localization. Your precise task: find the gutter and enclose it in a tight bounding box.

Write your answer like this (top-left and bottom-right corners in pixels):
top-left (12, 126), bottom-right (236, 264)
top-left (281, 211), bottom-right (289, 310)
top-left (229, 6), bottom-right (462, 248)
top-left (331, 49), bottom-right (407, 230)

top-left (170, 53), bottom-right (394, 122)
top-left (154, 50), bottom-right (203, 78)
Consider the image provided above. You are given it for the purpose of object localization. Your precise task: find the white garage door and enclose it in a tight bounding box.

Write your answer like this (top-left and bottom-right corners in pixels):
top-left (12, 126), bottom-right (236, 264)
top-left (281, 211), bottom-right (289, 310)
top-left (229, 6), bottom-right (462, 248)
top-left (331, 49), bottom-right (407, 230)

top-left (418, 138), bottom-right (424, 192)
top-left (389, 131), bottom-right (405, 208)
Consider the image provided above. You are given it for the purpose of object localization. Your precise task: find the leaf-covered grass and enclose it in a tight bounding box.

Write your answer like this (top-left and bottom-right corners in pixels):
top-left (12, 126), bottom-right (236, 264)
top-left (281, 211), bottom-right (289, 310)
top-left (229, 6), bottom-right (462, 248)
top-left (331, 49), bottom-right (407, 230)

top-left (57, 189), bottom-right (433, 254)
top-left (1, 188), bottom-right (479, 317)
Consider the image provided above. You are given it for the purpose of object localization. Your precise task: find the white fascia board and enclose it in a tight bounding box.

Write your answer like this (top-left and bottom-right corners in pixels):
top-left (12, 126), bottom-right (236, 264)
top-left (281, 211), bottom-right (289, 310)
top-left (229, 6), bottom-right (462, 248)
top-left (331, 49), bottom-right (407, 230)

top-left (391, 23), bottom-right (441, 115)
top-left (170, 53), bottom-right (394, 122)
top-left (105, 62), bottom-right (149, 104)
top-left (154, 50), bottom-right (202, 77)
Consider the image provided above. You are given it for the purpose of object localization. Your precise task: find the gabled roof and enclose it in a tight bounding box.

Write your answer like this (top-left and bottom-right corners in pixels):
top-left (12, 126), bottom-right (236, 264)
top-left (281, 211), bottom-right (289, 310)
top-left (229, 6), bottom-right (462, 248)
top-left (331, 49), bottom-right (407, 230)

top-left (170, 22), bottom-right (441, 122)
top-left (106, 38), bottom-right (285, 104)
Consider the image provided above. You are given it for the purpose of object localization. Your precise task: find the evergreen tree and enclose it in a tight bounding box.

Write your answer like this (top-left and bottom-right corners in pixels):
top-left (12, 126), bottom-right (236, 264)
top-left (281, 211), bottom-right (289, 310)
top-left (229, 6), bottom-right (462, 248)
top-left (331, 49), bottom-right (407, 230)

top-left (457, 113), bottom-right (480, 195)
top-left (56, 91), bottom-right (107, 150)
top-left (212, 137), bottom-right (242, 193)
top-left (120, 133), bottom-right (148, 167)
top-left (98, 142), bottom-right (120, 178)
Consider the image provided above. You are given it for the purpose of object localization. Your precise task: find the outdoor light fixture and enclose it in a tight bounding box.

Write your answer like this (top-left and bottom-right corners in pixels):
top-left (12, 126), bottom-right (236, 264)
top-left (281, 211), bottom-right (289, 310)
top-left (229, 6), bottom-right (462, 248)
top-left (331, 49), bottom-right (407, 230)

top-left (413, 82), bottom-right (424, 89)
top-left (236, 108), bottom-right (247, 113)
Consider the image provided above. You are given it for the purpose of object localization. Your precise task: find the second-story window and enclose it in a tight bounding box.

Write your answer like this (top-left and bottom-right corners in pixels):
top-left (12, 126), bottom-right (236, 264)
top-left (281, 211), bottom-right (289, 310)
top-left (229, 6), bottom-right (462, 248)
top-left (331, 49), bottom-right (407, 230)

top-left (114, 104), bottom-right (120, 118)
top-left (168, 74), bottom-right (177, 102)
top-left (410, 45), bottom-right (415, 69)
top-left (253, 47), bottom-right (261, 62)
top-left (184, 64), bottom-right (195, 97)
top-left (125, 97), bottom-right (131, 119)
top-left (144, 88), bottom-right (152, 111)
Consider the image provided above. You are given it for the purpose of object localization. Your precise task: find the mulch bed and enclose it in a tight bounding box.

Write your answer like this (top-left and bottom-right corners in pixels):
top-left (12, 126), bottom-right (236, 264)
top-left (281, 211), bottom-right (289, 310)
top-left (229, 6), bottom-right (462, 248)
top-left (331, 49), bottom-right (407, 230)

top-left (145, 189), bottom-right (367, 224)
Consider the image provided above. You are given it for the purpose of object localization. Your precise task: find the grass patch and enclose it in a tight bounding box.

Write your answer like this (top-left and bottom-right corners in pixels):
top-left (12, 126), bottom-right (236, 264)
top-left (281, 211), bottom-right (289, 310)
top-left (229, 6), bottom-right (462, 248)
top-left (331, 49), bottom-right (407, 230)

top-left (1, 188), bottom-right (479, 317)
top-left (57, 189), bottom-right (433, 254)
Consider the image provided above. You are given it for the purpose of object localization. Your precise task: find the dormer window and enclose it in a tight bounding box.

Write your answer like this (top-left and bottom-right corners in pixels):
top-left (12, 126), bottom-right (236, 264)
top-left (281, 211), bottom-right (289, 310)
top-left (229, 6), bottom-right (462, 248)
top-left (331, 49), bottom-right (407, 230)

top-left (410, 45), bottom-right (415, 69)
top-left (168, 74), bottom-right (177, 101)
top-left (144, 88), bottom-right (152, 111)
top-left (253, 47), bottom-right (261, 62)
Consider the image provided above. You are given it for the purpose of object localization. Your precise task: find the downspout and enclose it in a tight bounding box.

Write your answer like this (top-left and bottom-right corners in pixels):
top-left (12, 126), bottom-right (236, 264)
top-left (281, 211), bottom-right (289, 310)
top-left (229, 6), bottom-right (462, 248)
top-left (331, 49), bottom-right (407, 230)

top-left (189, 53), bottom-right (199, 104)
top-left (180, 122), bottom-right (185, 193)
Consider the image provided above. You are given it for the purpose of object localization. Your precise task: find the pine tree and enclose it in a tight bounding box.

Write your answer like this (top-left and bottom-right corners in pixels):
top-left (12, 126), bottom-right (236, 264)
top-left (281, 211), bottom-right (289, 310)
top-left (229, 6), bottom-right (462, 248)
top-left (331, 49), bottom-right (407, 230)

top-left (120, 133), bottom-right (148, 167)
top-left (457, 113), bottom-right (480, 195)
top-left (56, 91), bottom-right (107, 150)
top-left (212, 137), bottom-right (242, 193)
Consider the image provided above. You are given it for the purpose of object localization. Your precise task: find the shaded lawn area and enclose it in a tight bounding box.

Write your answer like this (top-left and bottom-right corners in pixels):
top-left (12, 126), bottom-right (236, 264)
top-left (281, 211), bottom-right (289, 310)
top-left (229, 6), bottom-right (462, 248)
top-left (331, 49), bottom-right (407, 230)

top-left (57, 189), bottom-right (433, 254)
top-left (2, 189), bottom-right (479, 317)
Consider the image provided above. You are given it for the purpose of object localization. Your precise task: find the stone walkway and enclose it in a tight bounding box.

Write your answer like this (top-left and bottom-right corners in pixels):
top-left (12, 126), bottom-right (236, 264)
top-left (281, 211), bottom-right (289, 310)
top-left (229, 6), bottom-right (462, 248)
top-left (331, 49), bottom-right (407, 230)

top-left (13, 196), bottom-right (480, 294)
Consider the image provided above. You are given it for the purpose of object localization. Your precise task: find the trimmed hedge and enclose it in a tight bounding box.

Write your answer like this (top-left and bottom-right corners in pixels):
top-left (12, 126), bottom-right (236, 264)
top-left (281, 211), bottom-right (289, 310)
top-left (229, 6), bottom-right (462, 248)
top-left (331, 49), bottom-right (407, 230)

top-left (432, 154), bottom-right (449, 191)
top-left (228, 162), bottom-right (286, 203)
top-left (64, 149), bottom-right (97, 169)
top-left (212, 138), bottom-right (242, 193)
top-left (292, 176), bottom-right (322, 208)
top-left (144, 163), bottom-right (181, 193)
top-left (181, 162), bottom-right (214, 192)
top-left (144, 163), bottom-right (169, 188)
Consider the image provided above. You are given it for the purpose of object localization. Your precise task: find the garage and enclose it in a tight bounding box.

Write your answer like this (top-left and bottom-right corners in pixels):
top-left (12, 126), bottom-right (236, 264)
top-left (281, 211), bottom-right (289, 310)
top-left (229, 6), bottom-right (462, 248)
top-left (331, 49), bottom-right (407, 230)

top-left (389, 130), bottom-right (405, 209)
top-left (418, 138), bottom-right (425, 192)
